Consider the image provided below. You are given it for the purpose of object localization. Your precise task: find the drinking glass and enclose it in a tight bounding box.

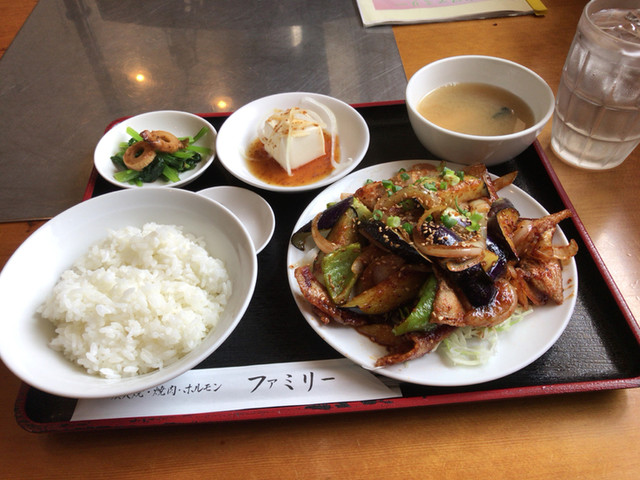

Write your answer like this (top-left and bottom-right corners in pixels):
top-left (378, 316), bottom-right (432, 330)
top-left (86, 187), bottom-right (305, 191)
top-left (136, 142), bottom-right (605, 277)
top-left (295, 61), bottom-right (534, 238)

top-left (551, 0), bottom-right (640, 170)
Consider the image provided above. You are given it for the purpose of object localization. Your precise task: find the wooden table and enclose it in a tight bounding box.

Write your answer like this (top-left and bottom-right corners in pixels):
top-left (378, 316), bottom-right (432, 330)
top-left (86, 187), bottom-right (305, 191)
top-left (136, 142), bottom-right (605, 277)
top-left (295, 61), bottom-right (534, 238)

top-left (2, 1), bottom-right (639, 478)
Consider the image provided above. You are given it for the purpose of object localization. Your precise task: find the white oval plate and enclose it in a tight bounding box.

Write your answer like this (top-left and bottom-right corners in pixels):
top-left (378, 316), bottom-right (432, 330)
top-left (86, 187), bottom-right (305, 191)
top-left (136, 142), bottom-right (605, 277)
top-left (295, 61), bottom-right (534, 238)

top-left (94, 110), bottom-right (217, 189)
top-left (287, 160), bottom-right (578, 387)
top-left (0, 188), bottom-right (256, 398)
top-left (198, 186), bottom-right (275, 254)
top-left (215, 92), bottom-right (370, 193)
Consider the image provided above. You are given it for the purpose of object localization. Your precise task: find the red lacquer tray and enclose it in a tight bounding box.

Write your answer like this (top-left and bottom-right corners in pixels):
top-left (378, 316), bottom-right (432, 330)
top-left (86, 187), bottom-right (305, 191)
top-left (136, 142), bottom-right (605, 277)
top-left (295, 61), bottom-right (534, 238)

top-left (15, 102), bottom-right (640, 433)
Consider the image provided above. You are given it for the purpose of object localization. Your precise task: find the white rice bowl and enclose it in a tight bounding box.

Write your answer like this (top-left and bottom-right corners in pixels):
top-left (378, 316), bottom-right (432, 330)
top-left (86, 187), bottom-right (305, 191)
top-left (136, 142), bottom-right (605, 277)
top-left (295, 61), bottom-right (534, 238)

top-left (38, 223), bottom-right (232, 379)
top-left (0, 188), bottom-right (257, 399)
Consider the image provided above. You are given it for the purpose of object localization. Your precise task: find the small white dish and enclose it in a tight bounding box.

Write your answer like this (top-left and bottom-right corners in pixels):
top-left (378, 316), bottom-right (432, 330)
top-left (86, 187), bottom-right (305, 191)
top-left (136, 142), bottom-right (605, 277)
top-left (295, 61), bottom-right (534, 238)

top-left (0, 188), bottom-right (256, 399)
top-left (94, 110), bottom-right (217, 189)
top-left (198, 186), bottom-right (275, 253)
top-left (215, 92), bottom-right (370, 192)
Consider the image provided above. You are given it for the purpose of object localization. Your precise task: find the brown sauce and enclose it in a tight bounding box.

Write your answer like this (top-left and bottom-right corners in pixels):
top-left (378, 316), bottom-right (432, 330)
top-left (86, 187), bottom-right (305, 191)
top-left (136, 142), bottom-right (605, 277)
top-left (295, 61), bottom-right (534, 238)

top-left (246, 132), bottom-right (340, 187)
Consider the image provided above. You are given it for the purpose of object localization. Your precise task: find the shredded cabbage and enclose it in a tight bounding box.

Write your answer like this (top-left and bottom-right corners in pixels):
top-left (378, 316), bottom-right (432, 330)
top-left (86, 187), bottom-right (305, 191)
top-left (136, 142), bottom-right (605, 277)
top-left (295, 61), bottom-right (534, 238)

top-left (436, 307), bottom-right (532, 366)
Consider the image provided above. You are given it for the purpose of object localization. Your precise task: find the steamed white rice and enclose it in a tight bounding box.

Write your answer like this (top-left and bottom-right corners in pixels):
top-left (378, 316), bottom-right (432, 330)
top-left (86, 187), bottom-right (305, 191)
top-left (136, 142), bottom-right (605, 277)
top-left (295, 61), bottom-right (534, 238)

top-left (38, 223), bottom-right (232, 379)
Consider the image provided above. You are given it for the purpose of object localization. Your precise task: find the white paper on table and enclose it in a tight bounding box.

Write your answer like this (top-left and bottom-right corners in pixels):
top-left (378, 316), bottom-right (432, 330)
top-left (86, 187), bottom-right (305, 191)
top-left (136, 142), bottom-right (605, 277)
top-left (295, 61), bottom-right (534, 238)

top-left (355, 0), bottom-right (544, 27)
top-left (71, 358), bottom-right (402, 421)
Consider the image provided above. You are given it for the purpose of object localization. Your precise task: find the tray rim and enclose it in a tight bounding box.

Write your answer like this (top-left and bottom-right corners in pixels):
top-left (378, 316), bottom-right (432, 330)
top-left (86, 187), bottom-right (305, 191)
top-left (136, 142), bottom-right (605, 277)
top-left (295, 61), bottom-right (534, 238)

top-left (15, 101), bottom-right (640, 433)
top-left (14, 375), bottom-right (640, 433)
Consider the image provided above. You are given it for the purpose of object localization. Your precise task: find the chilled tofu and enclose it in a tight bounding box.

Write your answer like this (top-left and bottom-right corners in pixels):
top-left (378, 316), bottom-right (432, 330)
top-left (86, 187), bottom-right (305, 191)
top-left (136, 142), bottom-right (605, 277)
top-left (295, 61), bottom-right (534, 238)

top-left (259, 107), bottom-right (326, 175)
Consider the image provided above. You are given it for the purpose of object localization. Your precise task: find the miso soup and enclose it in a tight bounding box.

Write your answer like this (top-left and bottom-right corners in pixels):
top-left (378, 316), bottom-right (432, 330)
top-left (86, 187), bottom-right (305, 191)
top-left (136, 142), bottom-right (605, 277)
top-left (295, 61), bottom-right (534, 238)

top-left (417, 83), bottom-right (535, 136)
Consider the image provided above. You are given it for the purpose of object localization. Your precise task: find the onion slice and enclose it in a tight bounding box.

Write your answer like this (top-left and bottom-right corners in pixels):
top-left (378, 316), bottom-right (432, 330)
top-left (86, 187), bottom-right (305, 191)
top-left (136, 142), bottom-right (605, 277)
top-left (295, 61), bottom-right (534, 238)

top-left (444, 255), bottom-right (484, 272)
top-left (304, 96), bottom-right (338, 168)
top-left (534, 238), bottom-right (579, 262)
top-left (553, 239), bottom-right (579, 260)
top-left (311, 212), bottom-right (340, 254)
top-left (375, 184), bottom-right (438, 213)
top-left (413, 240), bottom-right (484, 259)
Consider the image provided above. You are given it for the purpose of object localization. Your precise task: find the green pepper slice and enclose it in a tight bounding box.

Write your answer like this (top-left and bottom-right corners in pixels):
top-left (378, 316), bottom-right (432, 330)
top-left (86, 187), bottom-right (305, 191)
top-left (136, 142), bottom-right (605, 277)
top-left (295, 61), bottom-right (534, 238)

top-left (392, 273), bottom-right (438, 336)
top-left (321, 243), bottom-right (361, 305)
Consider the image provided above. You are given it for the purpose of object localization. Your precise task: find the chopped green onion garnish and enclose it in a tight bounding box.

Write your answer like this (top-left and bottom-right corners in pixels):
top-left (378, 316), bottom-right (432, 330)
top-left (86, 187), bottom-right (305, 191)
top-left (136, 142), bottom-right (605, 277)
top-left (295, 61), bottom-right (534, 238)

top-left (466, 212), bottom-right (484, 232)
top-left (455, 198), bottom-right (468, 216)
top-left (400, 198), bottom-right (416, 211)
top-left (386, 216), bottom-right (402, 228)
top-left (441, 213), bottom-right (458, 228)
